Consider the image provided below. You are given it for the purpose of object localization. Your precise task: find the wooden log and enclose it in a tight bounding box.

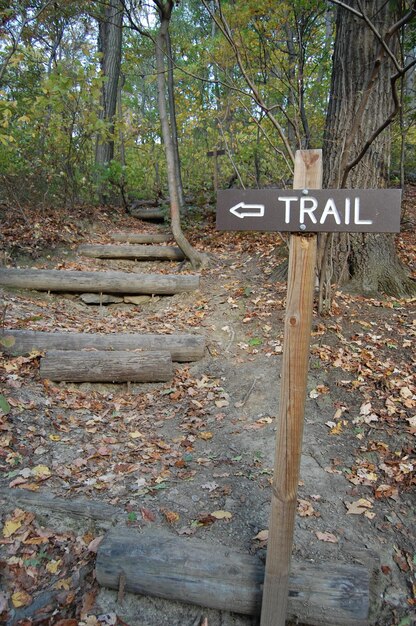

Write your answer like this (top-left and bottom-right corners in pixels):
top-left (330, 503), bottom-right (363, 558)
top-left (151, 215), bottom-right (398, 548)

top-left (40, 350), bottom-right (172, 382)
top-left (0, 268), bottom-right (200, 294)
top-left (78, 244), bottom-right (184, 261)
top-left (2, 330), bottom-right (205, 362)
top-left (129, 207), bottom-right (165, 221)
top-left (96, 528), bottom-right (370, 626)
top-left (110, 232), bottom-right (172, 244)
top-left (0, 488), bottom-right (121, 526)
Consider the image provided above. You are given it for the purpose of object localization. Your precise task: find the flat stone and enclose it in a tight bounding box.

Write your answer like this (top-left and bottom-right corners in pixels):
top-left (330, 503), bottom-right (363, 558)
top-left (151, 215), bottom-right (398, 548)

top-left (80, 293), bottom-right (124, 305)
top-left (123, 295), bottom-right (153, 305)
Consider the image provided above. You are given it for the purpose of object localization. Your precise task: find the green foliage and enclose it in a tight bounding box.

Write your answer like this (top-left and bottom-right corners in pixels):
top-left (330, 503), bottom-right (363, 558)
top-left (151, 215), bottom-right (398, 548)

top-left (0, 0), bottom-right (413, 207)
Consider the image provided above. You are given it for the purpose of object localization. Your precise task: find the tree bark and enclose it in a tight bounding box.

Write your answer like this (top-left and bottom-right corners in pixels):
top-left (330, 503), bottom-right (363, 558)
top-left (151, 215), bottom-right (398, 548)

top-left (165, 27), bottom-right (185, 212)
top-left (78, 244), bottom-right (184, 261)
top-left (95, 0), bottom-right (123, 201)
top-left (322, 1), bottom-right (416, 307)
top-left (2, 330), bottom-right (205, 362)
top-left (154, 1), bottom-right (208, 269)
top-left (95, 528), bottom-right (370, 625)
top-left (110, 232), bottom-right (172, 243)
top-left (40, 350), bottom-right (172, 382)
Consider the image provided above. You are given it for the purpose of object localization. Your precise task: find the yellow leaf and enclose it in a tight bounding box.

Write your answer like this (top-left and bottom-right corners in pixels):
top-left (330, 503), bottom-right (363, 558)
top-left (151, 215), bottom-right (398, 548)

top-left (49, 434), bottom-right (61, 441)
top-left (12, 590), bottom-right (32, 608)
top-left (330, 421), bottom-right (343, 435)
top-left (32, 465), bottom-right (51, 479)
top-left (199, 431), bottom-right (213, 440)
top-left (2, 519), bottom-right (22, 538)
top-left (129, 431), bottom-right (144, 439)
top-left (54, 577), bottom-right (71, 590)
top-left (211, 510), bottom-right (232, 520)
top-left (46, 559), bottom-right (61, 574)
top-left (21, 482), bottom-right (40, 491)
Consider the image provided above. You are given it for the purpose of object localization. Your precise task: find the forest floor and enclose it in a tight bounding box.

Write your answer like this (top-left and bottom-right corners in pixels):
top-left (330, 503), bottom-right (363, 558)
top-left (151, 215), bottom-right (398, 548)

top-left (0, 193), bottom-right (415, 626)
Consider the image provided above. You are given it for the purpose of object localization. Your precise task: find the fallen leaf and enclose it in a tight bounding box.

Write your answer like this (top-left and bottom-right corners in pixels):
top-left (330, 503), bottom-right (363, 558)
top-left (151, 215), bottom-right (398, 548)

top-left (211, 510), bottom-right (232, 520)
top-left (87, 536), bottom-right (104, 553)
top-left (345, 498), bottom-right (373, 515)
top-left (0, 394), bottom-right (11, 415)
top-left (32, 465), bottom-right (51, 479)
top-left (253, 529), bottom-right (269, 541)
top-left (374, 484), bottom-right (398, 499)
top-left (46, 559), bottom-right (61, 574)
top-left (199, 431), bottom-right (213, 440)
top-left (2, 518), bottom-right (23, 538)
top-left (12, 590), bottom-right (32, 608)
top-left (315, 531), bottom-right (338, 543)
top-left (141, 507), bottom-right (156, 522)
top-left (54, 577), bottom-right (72, 590)
top-left (163, 510), bottom-right (180, 524)
top-left (297, 499), bottom-right (316, 517)
top-left (129, 431), bottom-right (144, 439)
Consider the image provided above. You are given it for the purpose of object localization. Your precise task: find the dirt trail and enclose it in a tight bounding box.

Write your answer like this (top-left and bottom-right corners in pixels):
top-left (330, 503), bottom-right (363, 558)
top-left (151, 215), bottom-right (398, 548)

top-left (0, 210), bottom-right (415, 626)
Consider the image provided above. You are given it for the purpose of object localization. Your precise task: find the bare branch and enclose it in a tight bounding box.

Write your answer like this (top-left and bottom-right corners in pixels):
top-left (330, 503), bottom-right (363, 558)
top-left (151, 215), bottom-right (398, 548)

top-left (202, 0), bottom-right (295, 165)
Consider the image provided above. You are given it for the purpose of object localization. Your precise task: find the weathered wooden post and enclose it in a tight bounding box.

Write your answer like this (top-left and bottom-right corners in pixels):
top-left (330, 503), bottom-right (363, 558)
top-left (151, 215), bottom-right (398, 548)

top-left (216, 149), bottom-right (401, 625)
top-left (260, 149), bottom-right (321, 626)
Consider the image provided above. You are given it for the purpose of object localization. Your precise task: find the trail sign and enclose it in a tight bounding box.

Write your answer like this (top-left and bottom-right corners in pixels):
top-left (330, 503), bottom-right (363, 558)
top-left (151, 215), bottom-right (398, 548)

top-left (217, 188), bottom-right (401, 233)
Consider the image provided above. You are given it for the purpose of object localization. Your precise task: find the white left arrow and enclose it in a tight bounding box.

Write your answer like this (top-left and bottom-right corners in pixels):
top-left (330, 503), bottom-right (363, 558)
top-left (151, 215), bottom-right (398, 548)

top-left (229, 202), bottom-right (265, 218)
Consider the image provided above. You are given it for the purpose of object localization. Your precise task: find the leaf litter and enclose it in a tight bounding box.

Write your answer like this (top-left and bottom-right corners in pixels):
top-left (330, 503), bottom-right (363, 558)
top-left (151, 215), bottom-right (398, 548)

top-left (0, 197), bottom-right (415, 625)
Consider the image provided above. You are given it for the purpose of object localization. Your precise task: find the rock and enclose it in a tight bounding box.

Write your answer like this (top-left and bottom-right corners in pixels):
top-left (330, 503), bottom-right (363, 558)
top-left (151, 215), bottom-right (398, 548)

top-left (80, 293), bottom-right (124, 305)
top-left (123, 295), bottom-right (153, 305)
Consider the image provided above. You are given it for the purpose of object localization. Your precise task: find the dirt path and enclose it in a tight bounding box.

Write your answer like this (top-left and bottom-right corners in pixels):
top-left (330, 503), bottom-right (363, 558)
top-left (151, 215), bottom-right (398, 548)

top-left (0, 209), bottom-right (415, 626)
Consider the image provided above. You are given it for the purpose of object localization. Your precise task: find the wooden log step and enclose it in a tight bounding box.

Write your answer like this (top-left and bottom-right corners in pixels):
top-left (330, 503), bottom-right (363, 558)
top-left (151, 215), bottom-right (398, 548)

top-left (2, 330), bottom-right (205, 362)
top-left (0, 268), bottom-right (200, 294)
top-left (129, 207), bottom-right (165, 221)
top-left (110, 232), bottom-right (172, 244)
top-left (0, 488), bottom-right (121, 526)
top-left (78, 244), bottom-right (184, 261)
top-left (96, 528), bottom-right (370, 626)
top-left (40, 350), bottom-right (173, 382)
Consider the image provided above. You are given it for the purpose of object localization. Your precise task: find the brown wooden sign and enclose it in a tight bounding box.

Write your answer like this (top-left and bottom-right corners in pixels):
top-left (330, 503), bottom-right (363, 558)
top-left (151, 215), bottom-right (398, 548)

top-left (217, 188), bottom-right (401, 233)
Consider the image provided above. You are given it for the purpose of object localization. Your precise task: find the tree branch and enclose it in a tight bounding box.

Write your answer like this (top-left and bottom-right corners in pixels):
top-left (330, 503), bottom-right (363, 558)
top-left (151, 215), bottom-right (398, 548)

top-left (202, 0), bottom-right (295, 165)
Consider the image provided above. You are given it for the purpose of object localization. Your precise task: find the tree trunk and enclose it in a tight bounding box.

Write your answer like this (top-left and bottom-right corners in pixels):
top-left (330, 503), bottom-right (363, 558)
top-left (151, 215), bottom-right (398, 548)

top-left (95, 0), bottom-right (123, 202)
top-left (166, 28), bottom-right (185, 212)
top-left (154, 1), bottom-right (208, 269)
top-left (322, 1), bottom-right (416, 308)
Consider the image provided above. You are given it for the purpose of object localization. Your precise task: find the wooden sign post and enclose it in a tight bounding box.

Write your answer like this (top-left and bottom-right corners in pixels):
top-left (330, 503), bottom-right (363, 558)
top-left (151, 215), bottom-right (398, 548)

top-left (215, 149), bottom-right (401, 626)
top-left (259, 149), bottom-right (321, 626)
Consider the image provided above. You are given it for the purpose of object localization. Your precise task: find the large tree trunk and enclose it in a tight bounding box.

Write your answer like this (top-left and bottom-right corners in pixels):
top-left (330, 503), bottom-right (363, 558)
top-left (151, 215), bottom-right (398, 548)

top-left (95, 0), bottom-right (123, 201)
top-left (321, 1), bottom-right (416, 309)
top-left (154, 1), bottom-right (208, 269)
